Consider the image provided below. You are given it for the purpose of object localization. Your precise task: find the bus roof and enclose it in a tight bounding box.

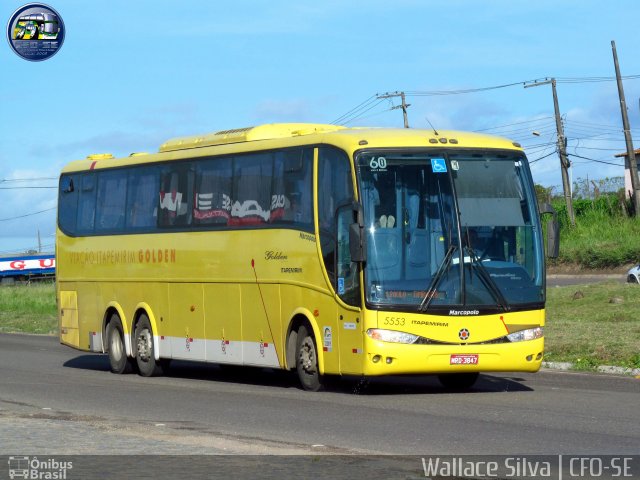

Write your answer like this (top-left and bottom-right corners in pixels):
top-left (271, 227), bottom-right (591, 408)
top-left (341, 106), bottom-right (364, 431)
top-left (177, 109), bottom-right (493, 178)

top-left (159, 123), bottom-right (345, 152)
top-left (60, 123), bottom-right (523, 173)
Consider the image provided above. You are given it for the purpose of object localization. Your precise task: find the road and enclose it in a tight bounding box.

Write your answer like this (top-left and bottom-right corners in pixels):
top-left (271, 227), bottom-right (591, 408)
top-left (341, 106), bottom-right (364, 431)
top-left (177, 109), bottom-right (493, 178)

top-left (546, 274), bottom-right (625, 287)
top-left (1, 333), bottom-right (638, 460)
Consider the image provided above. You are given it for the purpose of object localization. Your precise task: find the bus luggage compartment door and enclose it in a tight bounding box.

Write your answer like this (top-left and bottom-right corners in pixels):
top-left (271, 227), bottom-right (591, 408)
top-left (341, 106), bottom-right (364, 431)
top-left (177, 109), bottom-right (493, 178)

top-left (59, 290), bottom-right (80, 348)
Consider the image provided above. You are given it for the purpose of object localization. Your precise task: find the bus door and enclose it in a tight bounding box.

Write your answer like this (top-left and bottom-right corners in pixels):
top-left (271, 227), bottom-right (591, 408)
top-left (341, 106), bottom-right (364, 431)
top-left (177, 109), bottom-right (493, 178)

top-left (335, 205), bottom-right (363, 374)
top-left (317, 147), bottom-right (363, 374)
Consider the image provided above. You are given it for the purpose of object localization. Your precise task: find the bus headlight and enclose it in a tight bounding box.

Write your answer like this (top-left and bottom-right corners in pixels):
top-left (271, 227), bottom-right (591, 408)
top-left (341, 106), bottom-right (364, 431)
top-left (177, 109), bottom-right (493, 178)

top-left (367, 329), bottom-right (419, 344)
top-left (507, 327), bottom-right (544, 342)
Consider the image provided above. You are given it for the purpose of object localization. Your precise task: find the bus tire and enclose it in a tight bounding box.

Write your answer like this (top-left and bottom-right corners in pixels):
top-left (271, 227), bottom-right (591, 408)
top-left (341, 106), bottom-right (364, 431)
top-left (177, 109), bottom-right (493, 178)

top-left (106, 315), bottom-right (133, 374)
top-left (295, 325), bottom-right (323, 391)
top-left (437, 372), bottom-right (479, 390)
top-left (134, 315), bottom-right (163, 377)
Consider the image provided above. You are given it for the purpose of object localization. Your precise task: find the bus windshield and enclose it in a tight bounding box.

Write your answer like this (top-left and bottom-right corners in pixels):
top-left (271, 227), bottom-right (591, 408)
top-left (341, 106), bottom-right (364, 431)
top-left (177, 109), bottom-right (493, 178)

top-left (356, 150), bottom-right (544, 312)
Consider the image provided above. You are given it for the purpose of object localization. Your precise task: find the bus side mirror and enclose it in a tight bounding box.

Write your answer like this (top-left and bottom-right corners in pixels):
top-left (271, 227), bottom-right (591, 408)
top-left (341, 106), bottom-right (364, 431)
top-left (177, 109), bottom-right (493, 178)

top-left (539, 202), bottom-right (559, 258)
top-left (349, 203), bottom-right (367, 263)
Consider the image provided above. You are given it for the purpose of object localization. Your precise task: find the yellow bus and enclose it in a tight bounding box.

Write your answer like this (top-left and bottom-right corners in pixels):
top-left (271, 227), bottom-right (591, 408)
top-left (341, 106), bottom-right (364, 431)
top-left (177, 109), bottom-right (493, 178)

top-left (57, 123), bottom-right (550, 391)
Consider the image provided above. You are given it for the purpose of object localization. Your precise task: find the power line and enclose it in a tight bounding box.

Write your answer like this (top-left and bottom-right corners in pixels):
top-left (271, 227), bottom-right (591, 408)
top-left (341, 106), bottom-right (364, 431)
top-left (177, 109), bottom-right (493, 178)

top-left (406, 80), bottom-right (527, 97)
top-left (342, 106), bottom-right (395, 124)
top-left (571, 145), bottom-right (628, 152)
top-left (478, 122), bottom-right (555, 138)
top-left (405, 74), bottom-right (640, 97)
top-left (479, 121), bottom-right (557, 135)
top-left (492, 125), bottom-right (558, 139)
top-left (473, 117), bottom-right (555, 133)
top-left (520, 140), bottom-right (558, 149)
top-left (0, 186), bottom-right (57, 190)
top-left (332, 73), bottom-right (640, 128)
top-left (568, 135), bottom-right (635, 142)
top-left (0, 177), bottom-right (57, 183)
top-left (564, 126), bottom-right (638, 138)
top-left (342, 102), bottom-right (388, 125)
top-left (566, 153), bottom-right (625, 166)
top-left (528, 151), bottom-right (557, 163)
top-left (557, 74), bottom-right (640, 83)
top-left (331, 95), bottom-right (381, 125)
top-left (0, 207), bottom-right (56, 222)
top-left (566, 119), bottom-right (640, 132)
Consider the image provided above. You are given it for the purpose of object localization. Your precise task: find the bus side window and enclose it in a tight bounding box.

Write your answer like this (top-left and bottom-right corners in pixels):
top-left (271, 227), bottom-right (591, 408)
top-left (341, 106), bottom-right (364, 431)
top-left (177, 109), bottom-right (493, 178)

top-left (272, 148), bottom-right (313, 231)
top-left (58, 175), bottom-right (78, 235)
top-left (193, 157), bottom-right (232, 226)
top-left (77, 174), bottom-right (97, 234)
top-left (230, 153), bottom-right (273, 226)
top-left (126, 166), bottom-right (158, 230)
top-left (96, 170), bottom-right (127, 232)
top-left (159, 165), bottom-right (193, 228)
top-left (318, 147), bottom-right (354, 285)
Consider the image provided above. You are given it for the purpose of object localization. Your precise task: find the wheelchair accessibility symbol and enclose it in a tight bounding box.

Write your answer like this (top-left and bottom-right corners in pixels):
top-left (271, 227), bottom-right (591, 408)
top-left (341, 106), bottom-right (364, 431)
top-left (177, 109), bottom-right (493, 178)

top-left (431, 158), bottom-right (447, 173)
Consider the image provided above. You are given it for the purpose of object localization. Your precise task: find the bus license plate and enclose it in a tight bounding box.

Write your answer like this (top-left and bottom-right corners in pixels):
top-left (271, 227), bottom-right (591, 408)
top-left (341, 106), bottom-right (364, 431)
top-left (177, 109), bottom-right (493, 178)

top-left (450, 354), bottom-right (478, 365)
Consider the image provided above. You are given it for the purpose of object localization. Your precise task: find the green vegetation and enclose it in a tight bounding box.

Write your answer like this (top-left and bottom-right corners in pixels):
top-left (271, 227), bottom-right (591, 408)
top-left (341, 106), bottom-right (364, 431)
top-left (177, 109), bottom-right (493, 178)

top-left (536, 182), bottom-right (640, 269)
top-left (545, 282), bottom-right (640, 370)
top-left (0, 282), bottom-right (57, 334)
top-left (554, 209), bottom-right (640, 269)
top-left (0, 281), bottom-right (638, 372)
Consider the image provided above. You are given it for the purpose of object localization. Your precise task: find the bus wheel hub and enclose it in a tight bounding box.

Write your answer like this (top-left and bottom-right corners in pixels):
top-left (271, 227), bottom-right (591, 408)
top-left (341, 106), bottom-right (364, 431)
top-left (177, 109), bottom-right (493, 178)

top-left (137, 331), bottom-right (151, 362)
top-left (299, 339), bottom-right (316, 373)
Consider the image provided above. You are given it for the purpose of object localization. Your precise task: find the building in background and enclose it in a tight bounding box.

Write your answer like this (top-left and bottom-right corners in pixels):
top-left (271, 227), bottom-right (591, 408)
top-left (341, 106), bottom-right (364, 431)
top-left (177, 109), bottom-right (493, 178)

top-left (616, 148), bottom-right (640, 199)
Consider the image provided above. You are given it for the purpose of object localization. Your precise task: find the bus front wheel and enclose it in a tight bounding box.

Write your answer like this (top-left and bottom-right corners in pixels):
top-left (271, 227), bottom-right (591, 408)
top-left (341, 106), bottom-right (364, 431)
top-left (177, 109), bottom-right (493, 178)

top-left (295, 325), bottom-right (324, 391)
top-left (106, 314), bottom-right (134, 374)
top-left (134, 315), bottom-right (163, 377)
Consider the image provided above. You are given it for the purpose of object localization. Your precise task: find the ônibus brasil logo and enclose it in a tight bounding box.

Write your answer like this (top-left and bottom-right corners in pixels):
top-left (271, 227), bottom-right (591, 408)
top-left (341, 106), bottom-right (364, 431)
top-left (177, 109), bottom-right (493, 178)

top-left (6, 3), bottom-right (65, 61)
top-left (8, 456), bottom-right (73, 479)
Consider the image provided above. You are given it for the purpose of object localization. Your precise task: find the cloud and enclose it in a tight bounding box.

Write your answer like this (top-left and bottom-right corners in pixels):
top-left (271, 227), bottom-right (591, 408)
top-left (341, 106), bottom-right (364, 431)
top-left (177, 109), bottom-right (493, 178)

top-left (26, 130), bottom-right (171, 161)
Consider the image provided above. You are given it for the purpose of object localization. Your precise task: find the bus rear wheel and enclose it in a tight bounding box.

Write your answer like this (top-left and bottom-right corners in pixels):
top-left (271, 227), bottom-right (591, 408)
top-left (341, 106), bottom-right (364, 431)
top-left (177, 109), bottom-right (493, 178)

top-left (295, 325), bottom-right (324, 391)
top-left (134, 315), bottom-right (163, 377)
top-left (106, 314), bottom-right (134, 374)
top-left (438, 372), bottom-right (479, 390)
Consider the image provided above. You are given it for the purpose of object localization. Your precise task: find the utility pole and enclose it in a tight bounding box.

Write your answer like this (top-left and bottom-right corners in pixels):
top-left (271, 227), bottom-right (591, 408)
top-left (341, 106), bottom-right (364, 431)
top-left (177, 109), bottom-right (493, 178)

top-left (611, 40), bottom-right (640, 216)
top-left (525, 78), bottom-right (575, 226)
top-left (377, 91), bottom-right (410, 128)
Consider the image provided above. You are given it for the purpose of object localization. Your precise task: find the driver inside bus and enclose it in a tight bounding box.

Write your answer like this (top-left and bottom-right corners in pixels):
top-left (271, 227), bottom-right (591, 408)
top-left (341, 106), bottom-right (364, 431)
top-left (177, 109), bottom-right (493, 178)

top-left (467, 227), bottom-right (503, 261)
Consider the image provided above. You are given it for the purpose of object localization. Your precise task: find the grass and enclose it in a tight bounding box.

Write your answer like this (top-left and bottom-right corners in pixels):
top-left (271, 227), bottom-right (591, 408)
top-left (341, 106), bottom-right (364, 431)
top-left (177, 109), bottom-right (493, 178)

top-left (0, 281), bottom-right (57, 334)
top-left (551, 205), bottom-right (640, 269)
top-left (0, 281), bottom-right (638, 371)
top-left (545, 282), bottom-right (640, 370)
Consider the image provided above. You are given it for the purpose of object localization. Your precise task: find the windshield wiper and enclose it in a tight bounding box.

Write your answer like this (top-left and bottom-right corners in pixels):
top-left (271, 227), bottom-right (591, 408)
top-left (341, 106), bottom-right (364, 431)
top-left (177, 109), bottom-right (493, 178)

top-left (419, 244), bottom-right (456, 312)
top-left (465, 244), bottom-right (509, 311)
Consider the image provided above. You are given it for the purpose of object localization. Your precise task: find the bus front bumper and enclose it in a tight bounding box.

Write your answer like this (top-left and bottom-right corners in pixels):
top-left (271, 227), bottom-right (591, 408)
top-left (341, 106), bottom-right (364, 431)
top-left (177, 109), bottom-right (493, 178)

top-left (361, 336), bottom-right (544, 376)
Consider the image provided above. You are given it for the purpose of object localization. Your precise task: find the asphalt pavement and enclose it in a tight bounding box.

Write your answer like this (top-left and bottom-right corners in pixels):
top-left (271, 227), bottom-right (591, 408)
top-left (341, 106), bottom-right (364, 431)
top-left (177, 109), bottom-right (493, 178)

top-left (0, 333), bottom-right (638, 459)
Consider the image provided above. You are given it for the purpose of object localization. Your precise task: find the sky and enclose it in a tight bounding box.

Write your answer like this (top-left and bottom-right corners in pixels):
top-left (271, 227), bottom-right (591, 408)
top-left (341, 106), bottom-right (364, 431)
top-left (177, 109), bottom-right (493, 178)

top-left (1, 0), bottom-right (640, 254)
